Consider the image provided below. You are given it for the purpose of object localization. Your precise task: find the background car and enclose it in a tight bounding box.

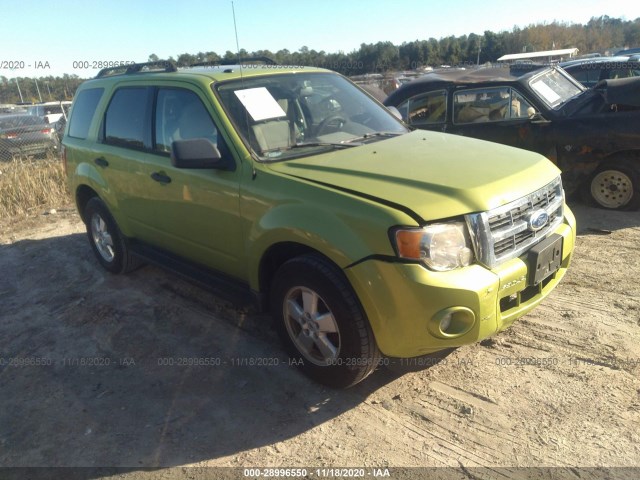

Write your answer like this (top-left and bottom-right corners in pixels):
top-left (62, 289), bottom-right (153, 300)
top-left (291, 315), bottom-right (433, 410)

top-left (0, 114), bottom-right (60, 160)
top-left (614, 47), bottom-right (640, 56)
top-left (351, 71), bottom-right (426, 97)
top-left (25, 101), bottom-right (72, 124)
top-left (560, 56), bottom-right (640, 87)
top-left (384, 66), bottom-right (640, 210)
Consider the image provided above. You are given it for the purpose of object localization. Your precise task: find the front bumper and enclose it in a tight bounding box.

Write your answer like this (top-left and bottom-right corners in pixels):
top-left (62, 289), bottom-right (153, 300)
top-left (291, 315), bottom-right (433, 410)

top-left (346, 207), bottom-right (576, 358)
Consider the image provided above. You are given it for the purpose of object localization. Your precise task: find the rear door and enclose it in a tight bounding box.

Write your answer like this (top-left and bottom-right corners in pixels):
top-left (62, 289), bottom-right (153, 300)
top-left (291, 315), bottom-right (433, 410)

top-left (65, 86), bottom-right (147, 235)
top-left (95, 86), bottom-right (155, 235)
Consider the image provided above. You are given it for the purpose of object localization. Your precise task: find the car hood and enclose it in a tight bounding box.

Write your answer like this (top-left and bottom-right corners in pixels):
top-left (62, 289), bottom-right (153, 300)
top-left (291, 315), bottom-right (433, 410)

top-left (267, 130), bottom-right (560, 222)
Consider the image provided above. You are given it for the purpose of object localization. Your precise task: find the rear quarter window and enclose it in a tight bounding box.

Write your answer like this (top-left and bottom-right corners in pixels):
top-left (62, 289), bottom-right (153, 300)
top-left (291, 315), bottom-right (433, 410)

top-left (68, 88), bottom-right (104, 139)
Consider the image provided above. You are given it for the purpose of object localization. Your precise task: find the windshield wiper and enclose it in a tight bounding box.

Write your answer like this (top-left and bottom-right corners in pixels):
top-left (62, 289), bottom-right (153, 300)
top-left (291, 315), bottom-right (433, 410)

top-left (341, 131), bottom-right (404, 144)
top-left (290, 141), bottom-right (355, 149)
top-left (261, 142), bottom-right (355, 155)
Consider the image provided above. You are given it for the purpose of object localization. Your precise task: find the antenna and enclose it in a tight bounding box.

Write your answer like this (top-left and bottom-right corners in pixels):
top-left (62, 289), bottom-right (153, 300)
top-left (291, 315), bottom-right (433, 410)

top-left (231, 1), bottom-right (243, 81)
top-left (231, 1), bottom-right (257, 179)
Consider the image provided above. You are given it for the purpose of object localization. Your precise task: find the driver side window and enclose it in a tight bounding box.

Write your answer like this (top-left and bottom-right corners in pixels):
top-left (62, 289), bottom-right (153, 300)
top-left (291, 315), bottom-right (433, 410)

top-left (453, 87), bottom-right (535, 124)
top-left (155, 88), bottom-right (219, 154)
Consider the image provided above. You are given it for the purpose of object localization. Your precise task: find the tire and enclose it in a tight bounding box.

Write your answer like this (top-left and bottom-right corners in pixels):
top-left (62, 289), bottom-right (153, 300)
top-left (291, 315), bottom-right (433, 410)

top-left (271, 254), bottom-right (381, 388)
top-left (83, 197), bottom-right (142, 274)
top-left (585, 160), bottom-right (640, 211)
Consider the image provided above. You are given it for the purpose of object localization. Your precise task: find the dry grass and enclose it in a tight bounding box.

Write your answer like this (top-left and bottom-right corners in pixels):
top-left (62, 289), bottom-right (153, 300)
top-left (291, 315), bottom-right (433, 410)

top-left (0, 156), bottom-right (69, 223)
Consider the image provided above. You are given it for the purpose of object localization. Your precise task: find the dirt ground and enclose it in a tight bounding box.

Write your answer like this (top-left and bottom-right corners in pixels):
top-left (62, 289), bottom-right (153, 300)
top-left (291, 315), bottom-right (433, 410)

top-left (0, 200), bottom-right (639, 480)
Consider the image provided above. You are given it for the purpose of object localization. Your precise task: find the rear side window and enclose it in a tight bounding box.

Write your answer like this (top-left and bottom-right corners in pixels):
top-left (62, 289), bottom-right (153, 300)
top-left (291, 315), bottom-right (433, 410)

top-left (104, 87), bottom-right (150, 149)
top-left (68, 88), bottom-right (104, 139)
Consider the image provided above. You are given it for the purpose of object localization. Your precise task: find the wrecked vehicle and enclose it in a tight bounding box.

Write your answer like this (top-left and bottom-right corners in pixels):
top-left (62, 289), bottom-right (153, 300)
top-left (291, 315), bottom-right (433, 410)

top-left (385, 67), bottom-right (640, 210)
top-left (63, 61), bottom-right (575, 388)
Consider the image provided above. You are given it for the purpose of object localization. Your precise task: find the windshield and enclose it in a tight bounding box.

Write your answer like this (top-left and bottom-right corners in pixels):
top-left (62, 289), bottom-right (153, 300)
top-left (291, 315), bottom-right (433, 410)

top-left (215, 72), bottom-right (408, 161)
top-left (528, 68), bottom-right (584, 109)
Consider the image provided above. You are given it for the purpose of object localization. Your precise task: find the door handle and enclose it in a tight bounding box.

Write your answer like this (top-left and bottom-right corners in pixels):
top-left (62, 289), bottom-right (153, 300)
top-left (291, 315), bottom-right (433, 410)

top-left (151, 172), bottom-right (172, 184)
top-left (94, 157), bottom-right (109, 168)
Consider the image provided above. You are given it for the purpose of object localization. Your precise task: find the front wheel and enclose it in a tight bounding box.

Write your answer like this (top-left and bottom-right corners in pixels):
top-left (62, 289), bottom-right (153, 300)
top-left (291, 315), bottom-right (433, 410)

top-left (84, 197), bottom-right (141, 273)
top-left (586, 160), bottom-right (639, 210)
top-left (271, 254), bottom-right (380, 388)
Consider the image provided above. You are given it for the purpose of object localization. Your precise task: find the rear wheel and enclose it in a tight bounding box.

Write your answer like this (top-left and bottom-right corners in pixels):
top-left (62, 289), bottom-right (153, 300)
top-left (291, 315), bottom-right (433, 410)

top-left (84, 197), bottom-right (141, 273)
top-left (271, 254), bottom-right (380, 388)
top-left (586, 160), bottom-right (639, 211)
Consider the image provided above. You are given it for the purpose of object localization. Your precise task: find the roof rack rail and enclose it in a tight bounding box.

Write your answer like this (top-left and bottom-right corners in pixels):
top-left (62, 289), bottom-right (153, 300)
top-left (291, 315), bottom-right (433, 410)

top-left (96, 61), bottom-right (178, 78)
top-left (190, 56), bottom-right (277, 68)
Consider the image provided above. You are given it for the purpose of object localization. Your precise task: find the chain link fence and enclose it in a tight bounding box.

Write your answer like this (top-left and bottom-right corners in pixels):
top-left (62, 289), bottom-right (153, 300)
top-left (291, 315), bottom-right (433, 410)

top-left (0, 101), bottom-right (70, 162)
top-left (0, 75), bottom-right (81, 162)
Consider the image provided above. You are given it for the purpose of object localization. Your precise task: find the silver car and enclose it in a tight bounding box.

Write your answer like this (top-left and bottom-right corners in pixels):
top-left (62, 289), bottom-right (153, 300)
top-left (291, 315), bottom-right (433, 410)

top-left (0, 114), bottom-right (60, 160)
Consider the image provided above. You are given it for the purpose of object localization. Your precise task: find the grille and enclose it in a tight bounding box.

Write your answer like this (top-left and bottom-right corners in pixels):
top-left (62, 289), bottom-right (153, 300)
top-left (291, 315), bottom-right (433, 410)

top-left (466, 177), bottom-right (564, 268)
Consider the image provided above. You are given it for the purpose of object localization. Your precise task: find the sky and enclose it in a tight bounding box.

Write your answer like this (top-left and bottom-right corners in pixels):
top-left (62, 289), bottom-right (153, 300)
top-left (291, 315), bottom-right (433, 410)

top-left (1, 0), bottom-right (639, 79)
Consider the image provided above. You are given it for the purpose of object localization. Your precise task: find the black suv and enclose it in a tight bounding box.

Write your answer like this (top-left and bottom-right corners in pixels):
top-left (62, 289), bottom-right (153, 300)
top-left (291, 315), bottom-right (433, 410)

top-left (385, 66), bottom-right (640, 210)
top-left (560, 56), bottom-right (640, 88)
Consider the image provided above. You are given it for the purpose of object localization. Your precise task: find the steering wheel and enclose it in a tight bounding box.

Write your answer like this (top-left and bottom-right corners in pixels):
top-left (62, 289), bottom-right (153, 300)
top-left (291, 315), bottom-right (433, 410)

top-left (315, 115), bottom-right (347, 136)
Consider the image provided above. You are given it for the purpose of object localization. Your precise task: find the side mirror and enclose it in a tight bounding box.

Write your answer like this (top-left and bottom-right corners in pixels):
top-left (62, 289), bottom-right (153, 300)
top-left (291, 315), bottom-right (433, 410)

top-left (386, 106), bottom-right (403, 120)
top-left (171, 138), bottom-right (235, 171)
top-left (530, 113), bottom-right (551, 125)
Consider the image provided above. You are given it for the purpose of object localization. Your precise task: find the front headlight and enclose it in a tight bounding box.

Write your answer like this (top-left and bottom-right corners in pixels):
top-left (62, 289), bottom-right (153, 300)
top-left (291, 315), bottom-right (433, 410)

top-left (393, 222), bottom-right (474, 271)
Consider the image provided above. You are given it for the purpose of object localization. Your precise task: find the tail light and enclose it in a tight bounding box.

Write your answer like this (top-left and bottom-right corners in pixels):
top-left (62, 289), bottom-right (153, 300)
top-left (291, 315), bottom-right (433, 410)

top-left (41, 128), bottom-right (53, 134)
top-left (4, 131), bottom-right (18, 139)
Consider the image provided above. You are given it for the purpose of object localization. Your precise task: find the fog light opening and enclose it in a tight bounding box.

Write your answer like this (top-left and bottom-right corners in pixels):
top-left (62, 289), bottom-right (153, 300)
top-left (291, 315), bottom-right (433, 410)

top-left (429, 307), bottom-right (476, 339)
top-left (440, 313), bottom-right (452, 332)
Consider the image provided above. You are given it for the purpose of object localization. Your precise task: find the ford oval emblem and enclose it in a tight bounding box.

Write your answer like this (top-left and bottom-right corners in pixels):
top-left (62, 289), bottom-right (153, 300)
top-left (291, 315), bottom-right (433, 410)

top-left (528, 209), bottom-right (549, 232)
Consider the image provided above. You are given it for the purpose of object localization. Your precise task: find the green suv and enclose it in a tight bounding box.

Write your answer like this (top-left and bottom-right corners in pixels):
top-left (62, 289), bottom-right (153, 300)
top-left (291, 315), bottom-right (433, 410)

top-left (63, 60), bottom-right (576, 388)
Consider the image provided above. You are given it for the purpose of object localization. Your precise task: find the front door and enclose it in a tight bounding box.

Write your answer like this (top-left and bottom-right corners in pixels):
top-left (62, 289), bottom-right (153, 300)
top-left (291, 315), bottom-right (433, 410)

top-left (128, 85), bottom-right (245, 279)
top-left (447, 86), bottom-right (551, 155)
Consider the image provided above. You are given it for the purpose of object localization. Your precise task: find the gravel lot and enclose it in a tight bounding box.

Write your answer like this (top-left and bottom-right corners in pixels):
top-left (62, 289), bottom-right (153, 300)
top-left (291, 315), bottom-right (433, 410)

top-left (0, 201), bottom-right (639, 479)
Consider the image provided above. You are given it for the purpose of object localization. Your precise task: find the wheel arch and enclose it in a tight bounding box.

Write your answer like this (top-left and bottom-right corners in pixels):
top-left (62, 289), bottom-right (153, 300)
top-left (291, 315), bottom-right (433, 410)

top-left (245, 200), bottom-right (404, 304)
top-left (257, 242), bottom-right (345, 311)
top-left (75, 184), bottom-right (100, 223)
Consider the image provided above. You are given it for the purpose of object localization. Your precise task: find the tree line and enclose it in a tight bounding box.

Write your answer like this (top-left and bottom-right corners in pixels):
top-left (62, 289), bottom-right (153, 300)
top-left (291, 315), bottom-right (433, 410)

top-left (1, 15), bottom-right (638, 104)
top-left (0, 75), bottom-right (83, 105)
top-left (152, 16), bottom-right (640, 75)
